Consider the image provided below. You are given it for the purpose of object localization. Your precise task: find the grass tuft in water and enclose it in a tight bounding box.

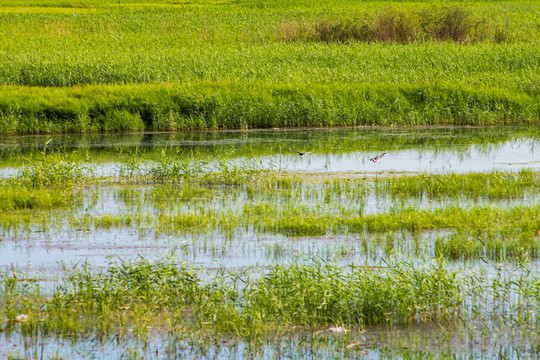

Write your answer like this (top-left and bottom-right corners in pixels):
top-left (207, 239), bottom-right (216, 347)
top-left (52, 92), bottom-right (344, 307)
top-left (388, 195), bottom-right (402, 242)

top-left (1, 257), bottom-right (464, 338)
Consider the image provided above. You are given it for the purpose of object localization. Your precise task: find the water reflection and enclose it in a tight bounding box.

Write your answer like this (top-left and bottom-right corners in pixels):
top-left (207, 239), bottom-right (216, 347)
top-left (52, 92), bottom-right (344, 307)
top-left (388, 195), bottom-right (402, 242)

top-left (0, 127), bottom-right (538, 176)
top-left (273, 140), bottom-right (540, 174)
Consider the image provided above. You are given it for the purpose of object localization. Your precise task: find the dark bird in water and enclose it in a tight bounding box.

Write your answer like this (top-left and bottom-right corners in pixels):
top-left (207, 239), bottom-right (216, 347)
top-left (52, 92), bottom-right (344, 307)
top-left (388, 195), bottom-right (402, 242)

top-left (370, 152), bottom-right (386, 164)
top-left (293, 150), bottom-right (311, 156)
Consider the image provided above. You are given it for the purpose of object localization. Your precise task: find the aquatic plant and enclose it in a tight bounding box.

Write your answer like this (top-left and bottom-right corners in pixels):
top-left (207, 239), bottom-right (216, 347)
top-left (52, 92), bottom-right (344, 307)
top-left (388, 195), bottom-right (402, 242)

top-left (1, 256), bottom-right (539, 341)
top-left (1, 257), bottom-right (463, 336)
top-left (16, 154), bottom-right (92, 186)
top-left (243, 258), bottom-right (462, 330)
top-left (378, 169), bottom-right (540, 200)
top-left (0, 185), bottom-right (76, 211)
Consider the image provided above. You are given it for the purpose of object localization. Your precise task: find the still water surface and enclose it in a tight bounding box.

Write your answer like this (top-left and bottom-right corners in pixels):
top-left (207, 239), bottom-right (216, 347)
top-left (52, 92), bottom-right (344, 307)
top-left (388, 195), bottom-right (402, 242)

top-left (1, 127), bottom-right (539, 175)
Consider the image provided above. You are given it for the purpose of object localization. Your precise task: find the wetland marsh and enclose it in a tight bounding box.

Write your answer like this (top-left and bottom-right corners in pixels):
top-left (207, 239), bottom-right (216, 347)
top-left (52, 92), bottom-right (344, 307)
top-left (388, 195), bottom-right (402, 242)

top-left (1, 127), bottom-right (539, 359)
top-left (1, 0), bottom-right (540, 357)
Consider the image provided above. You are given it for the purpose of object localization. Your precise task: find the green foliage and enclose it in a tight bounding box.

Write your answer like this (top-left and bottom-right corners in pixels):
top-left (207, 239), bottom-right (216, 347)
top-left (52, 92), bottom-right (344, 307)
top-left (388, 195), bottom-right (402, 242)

top-left (26, 164), bottom-right (534, 260)
top-left (379, 169), bottom-right (540, 200)
top-left (56, 257), bottom-right (202, 309)
top-left (0, 82), bottom-right (537, 134)
top-left (1, 257), bottom-right (464, 335)
top-left (243, 259), bottom-right (462, 328)
top-left (16, 154), bottom-right (92, 186)
top-left (0, 1), bottom-right (538, 133)
top-left (0, 185), bottom-right (75, 211)
top-left (2, 256), bottom-right (539, 339)
top-left (280, 6), bottom-right (510, 44)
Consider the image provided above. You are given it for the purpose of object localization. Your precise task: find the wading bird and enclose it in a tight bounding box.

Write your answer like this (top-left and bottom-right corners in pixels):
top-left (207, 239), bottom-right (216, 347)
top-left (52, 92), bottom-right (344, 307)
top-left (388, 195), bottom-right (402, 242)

top-left (370, 152), bottom-right (386, 164)
top-left (293, 150), bottom-right (311, 156)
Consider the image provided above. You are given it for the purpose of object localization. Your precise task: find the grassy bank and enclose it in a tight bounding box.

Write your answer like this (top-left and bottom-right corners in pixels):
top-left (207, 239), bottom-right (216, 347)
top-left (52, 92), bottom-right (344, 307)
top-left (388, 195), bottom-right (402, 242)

top-left (1, 81), bottom-right (538, 134)
top-left (0, 0), bottom-right (539, 133)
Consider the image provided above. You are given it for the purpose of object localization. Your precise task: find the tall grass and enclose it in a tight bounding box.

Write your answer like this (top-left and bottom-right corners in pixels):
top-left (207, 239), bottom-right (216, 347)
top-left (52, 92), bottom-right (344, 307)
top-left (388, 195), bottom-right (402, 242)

top-left (2, 256), bottom-right (539, 339)
top-left (279, 6), bottom-right (511, 44)
top-left (1, 81), bottom-right (537, 134)
top-left (243, 259), bottom-right (462, 329)
top-left (0, 1), bottom-right (538, 132)
top-left (1, 257), bottom-right (464, 336)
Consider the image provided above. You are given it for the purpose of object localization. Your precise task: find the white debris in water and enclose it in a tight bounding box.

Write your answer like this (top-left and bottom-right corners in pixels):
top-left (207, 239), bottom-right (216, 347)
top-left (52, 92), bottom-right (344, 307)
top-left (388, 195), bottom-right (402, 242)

top-left (328, 326), bottom-right (348, 333)
top-left (15, 314), bottom-right (28, 322)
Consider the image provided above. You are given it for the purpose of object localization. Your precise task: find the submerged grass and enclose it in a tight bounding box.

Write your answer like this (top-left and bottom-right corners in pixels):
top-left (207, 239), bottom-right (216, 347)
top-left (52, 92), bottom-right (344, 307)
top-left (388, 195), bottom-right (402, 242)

top-left (377, 169), bottom-right (540, 200)
top-left (2, 256), bottom-right (539, 342)
top-left (1, 128), bottom-right (540, 355)
top-left (0, 151), bottom-right (86, 212)
top-left (3, 152), bottom-right (540, 260)
top-left (1, 257), bottom-right (464, 337)
top-left (62, 186), bottom-right (540, 259)
top-left (0, 185), bottom-right (76, 211)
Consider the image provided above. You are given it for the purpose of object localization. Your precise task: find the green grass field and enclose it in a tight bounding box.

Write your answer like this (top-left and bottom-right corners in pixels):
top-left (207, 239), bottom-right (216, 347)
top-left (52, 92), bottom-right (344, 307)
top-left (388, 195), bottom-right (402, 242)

top-left (0, 0), bottom-right (539, 134)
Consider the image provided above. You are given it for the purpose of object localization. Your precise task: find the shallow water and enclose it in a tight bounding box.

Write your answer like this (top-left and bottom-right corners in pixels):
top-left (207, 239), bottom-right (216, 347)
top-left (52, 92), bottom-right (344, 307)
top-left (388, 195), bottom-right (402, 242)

top-left (1, 127), bottom-right (539, 274)
top-left (2, 319), bottom-right (538, 359)
top-left (273, 140), bottom-right (540, 174)
top-left (1, 127), bottom-right (539, 176)
top-left (1, 181), bottom-right (538, 278)
top-left (1, 127), bottom-right (540, 359)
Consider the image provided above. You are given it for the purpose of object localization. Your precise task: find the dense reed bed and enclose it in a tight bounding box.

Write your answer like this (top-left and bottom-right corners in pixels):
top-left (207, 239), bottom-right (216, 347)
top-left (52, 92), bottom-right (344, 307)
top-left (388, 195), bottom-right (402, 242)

top-left (1, 81), bottom-right (538, 134)
top-left (0, 0), bottom-right (538, 133)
